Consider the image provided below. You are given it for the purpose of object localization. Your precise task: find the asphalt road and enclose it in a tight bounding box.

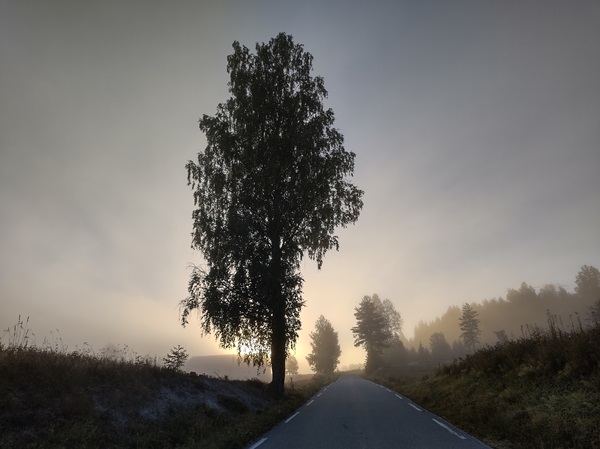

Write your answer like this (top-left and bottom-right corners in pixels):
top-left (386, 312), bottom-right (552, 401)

top-left (245, 374), bottom-right (493, 449)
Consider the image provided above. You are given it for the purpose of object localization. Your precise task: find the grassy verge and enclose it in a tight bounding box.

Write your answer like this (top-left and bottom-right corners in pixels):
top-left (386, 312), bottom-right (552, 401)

top-left (0, 340), bottom-right (336, 449)
top-left (369, 325), bottom-right (600, 449)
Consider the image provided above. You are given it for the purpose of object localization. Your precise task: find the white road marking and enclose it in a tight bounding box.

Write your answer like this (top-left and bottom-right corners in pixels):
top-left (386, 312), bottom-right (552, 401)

top-left (395, 394), bottom-right (403, 399)
top-left (409, 403), bottom-right (422, 412)
top-left (306, 399), bottom-right (314, 406)
top-left (248, 437), bottom-right (268, 449)
top-left (317, 392), bottom-right (322, 397)
top-left (432, 418), bottom-right (467, 440)
top-left (386, 388), bottom-right (392, 393)
top-left (285, 412), bottom-right (299, 423)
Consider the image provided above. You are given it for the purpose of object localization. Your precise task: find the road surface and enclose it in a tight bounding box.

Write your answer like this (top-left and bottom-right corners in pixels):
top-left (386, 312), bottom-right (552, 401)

top-left (245, 374), bottom-right (492, 449)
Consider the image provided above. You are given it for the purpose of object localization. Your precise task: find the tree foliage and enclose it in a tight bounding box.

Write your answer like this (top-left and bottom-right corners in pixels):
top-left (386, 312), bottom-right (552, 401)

top-left (379, 296), bottom-right (404, 338)
top-left (459, 303), bottom-right (481, 352)
top-left (381, 334), bottom-right (407, 367)
top-left (180, 33), bottom-right (363, 397)
top-left (306, 315), bottom-right (341, 374)
top-left (429, 332), bottom-right (452, 361)
top-left (575, 265), bottom-right (600, 301)
top-left (285, 355), bottom-right (299, 376)
top-left (351, 294), bottom-right (399, 373)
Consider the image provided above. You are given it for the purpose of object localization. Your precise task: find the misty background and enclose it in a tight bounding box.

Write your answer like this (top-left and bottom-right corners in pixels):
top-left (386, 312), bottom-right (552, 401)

top-left (1, 0), bottom-right (599, 373)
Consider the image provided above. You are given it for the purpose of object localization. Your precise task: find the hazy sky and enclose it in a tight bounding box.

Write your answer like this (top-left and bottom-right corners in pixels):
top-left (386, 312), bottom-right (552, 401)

top-left (1, 1), bottom-right (599, 372)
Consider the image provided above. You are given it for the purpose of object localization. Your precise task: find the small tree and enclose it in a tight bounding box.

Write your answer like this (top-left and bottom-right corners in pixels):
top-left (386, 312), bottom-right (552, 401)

top-left (286, 355), bottom-right (299, 376)
top-left (459, 303), bottom-right (481, 352)
top-left (163, 345), bottom-right (189, 371)
top-left (306, 316), bottom-right (341, 374)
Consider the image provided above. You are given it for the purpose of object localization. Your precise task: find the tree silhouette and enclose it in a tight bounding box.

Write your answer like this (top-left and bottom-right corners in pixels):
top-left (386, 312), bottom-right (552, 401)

top-left (306, 315), bottom-right (341, 374)
top-left (285, 355), bottom-right (299, 376)
top-left (180, 33), bottom-right (363, 397)
top-left (382, 334), bottom-right (407, 367)
top-left (575, 265), bottom-right (600, 302)
top-left (163, 345), bottom-right (189, 371)
top-left (429, 332), bottom-right (452, 361)
top-left (352, 295), bottom-right (393, 373)
top-left (459, 303), bottom-right (481, 352)
top-left (377, 295), bottom-right (404, 339)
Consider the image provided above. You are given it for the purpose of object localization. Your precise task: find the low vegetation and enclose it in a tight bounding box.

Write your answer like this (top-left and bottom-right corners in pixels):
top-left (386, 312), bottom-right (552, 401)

top-left (370, 320), bottom-right (600, 449)
top-left (0, 319), bottom-right (337, 449)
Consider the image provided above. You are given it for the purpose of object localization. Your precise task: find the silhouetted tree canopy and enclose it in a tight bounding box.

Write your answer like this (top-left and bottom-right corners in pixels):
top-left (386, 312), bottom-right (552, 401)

top-left (351, 294), bottom-right (395, 373)
top-left (180, 33), bottom-right (363, 398)
top-left (429, 332), bottom-right (452, 361)
top-left (381, 334), bottom-right (407, 367)
top-left (306, 315), bottom-right (341, 374)
top-left (576, 265), bottom-right (600, 301)
top-left (285, 355), bottom-right (299, 376)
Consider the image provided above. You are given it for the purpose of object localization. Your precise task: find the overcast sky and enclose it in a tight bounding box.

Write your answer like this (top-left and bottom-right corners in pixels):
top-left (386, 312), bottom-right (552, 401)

top-left (1, 0), bottom-right (599, 371)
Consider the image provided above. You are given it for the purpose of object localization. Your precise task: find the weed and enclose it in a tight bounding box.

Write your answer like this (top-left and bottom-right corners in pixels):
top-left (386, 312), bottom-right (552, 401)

top-left (1, 315), bottom-right (32, 349)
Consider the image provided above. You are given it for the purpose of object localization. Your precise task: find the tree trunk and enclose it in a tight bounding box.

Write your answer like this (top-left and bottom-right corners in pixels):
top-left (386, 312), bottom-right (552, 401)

top-left (267, 230), bottom-right (286, 399)
top-left (268, 277), bottom-right (286, 398)
top-left (268, 320), bottom-right (286, 398)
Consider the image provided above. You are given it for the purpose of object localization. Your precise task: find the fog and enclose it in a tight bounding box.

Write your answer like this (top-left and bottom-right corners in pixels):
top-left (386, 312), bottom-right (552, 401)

top-left (1, 1), bottom-right (599, 373)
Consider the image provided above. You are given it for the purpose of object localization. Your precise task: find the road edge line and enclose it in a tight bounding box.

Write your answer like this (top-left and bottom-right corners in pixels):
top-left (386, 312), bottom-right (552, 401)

top-left (285, 412), bottom-right (300, 423)
top-left (432, 418), bottom-right (467, 440)
top-left (248, 437), bottom-right (268, 449)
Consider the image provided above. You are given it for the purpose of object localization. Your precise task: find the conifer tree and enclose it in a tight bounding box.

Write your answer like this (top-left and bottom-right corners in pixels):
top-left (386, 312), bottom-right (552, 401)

top-left (459, 303), bottom-right (481, 352)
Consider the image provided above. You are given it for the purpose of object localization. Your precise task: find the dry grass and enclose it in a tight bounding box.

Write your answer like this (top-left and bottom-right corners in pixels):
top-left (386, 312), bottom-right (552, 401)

top-left (0, 317), bottom-right (337, 449)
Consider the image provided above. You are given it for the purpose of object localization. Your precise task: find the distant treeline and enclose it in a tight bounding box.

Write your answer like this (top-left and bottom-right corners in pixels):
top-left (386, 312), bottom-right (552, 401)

top-left (392, 265), bottom-right (599, 365)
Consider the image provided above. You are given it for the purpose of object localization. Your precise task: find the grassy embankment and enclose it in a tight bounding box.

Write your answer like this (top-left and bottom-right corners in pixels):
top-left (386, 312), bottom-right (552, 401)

top-left (0, 319), bottom-right (336, 449)
top-left (371, 319), bottom-right (600, 449)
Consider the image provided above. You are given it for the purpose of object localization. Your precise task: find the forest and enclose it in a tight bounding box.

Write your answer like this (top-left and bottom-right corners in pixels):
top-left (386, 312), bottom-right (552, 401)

top-left (383, 265), bottom-right (599, 367)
